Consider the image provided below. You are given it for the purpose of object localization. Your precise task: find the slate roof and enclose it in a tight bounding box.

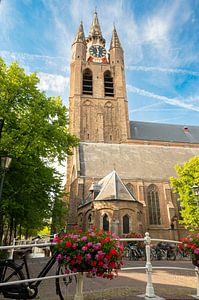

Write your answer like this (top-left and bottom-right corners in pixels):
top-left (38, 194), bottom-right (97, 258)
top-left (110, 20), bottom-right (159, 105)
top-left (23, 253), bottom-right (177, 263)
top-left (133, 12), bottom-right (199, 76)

top-left (130, 121), bottom-right (199, 144)
top-left (95, 170), bottom-right (136, 201)
top-left (79, 142), bottom-right (199, 181)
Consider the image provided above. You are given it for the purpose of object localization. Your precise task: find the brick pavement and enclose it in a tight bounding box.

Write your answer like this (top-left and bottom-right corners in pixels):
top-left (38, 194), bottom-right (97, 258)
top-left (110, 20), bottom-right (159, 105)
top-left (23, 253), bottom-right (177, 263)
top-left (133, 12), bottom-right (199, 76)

top-left (1, 258), bottom-right (197, 300)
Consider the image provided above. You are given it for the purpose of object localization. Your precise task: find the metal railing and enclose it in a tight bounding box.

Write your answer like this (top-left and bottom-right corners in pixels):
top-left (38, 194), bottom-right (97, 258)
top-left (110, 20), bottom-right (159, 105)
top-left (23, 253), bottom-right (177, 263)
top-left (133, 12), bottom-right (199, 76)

top-left (0, 232), bottom-right (198, 300)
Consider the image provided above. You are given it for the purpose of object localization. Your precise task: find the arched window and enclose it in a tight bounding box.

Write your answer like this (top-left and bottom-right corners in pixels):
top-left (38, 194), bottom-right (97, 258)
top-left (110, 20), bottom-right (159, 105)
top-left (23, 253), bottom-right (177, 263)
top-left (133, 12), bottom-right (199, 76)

top-left (103, 214), bottom-right (109, 231)
top-left (81, 100), bottom-right (92, 140)
top-left (82, 69), bottom-right (93, 95)
top-left (104, 71), bottom-right (114, 97)
top-left (88, 213), bottom-right (92, 224)
top-left (104, 101), bottom-right (113, 142)
top-left (147, 185), bottom-right (161, 225)
top-left (126, 183), bottom-right (135, 197)
top-left (123, 215), bottom-right (129, 234)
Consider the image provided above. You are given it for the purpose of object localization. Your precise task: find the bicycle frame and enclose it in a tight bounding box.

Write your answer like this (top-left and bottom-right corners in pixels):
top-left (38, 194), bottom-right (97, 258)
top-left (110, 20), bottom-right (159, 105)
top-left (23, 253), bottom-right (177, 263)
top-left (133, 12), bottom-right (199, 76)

top-left (1, 250), bottom-right (59, 299)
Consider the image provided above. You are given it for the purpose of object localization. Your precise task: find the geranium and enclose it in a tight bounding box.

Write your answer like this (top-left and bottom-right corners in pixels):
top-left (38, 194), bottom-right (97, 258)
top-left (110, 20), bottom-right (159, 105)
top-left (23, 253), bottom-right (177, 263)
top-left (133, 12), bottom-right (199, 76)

top-left (178, 232), bottom-right (199, 263)
top-left (53, 226), bottom-right (123, 279)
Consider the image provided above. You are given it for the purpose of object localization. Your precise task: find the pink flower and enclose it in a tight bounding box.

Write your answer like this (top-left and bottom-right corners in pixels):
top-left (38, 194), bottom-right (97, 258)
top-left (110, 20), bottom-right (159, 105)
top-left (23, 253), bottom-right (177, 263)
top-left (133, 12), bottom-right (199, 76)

top-left (86, 253), bottom-right (91, 260)
top-left (71, 234), bottom-right (79, 239)
top-left (82, 245), bottom-right (88, 251)
top-left (87, 242), bottom-right (93, 247)
top-left (81, 236), bottom-right (88, 241)
top-left (93, 243), bottom-right (101, 250)
top-left (72, 243), bottom-right (78, 248)
top-left (194, 248), bottom-right (199, 255)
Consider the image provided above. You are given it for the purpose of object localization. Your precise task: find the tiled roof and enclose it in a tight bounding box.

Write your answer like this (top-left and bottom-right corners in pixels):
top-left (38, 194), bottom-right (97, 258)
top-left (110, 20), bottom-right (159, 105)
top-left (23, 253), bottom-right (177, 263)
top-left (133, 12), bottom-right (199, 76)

top-left (95, 170), bottom-right (136, 201)
top-left (130, 121), bottom-right (199, 144)
top-left (79, 142), bottom-right (199, 181)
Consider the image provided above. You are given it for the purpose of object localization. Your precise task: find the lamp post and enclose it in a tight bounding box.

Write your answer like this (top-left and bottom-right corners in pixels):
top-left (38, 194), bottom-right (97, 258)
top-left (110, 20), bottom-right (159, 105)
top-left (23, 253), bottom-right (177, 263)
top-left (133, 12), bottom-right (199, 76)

top-left (191, 183), bottom-right (199, 208)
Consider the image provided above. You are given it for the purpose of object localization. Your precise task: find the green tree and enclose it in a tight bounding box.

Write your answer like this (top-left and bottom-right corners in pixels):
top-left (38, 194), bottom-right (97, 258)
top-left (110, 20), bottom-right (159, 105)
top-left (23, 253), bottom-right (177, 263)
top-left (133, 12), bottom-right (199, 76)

top-left (170, 156), bottom-right (199, 230)
top-left (0, 58), bottom-right (78, 242)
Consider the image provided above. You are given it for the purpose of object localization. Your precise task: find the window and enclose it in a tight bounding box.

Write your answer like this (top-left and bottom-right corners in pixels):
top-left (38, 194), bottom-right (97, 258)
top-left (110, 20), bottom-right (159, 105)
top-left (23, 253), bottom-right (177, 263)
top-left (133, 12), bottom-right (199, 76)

top-left (147, 185), bottom-right (161, 225)
top-left (103, 214), bottom-right (109, 231)
top-left (88, 213), bottom-right (92, 224)
top-left (82, 69), bottom-right (93, 95)
top-left (123, 215), bottom-right (129, 234)
top-left (104, 71), bottom-right (114, 97)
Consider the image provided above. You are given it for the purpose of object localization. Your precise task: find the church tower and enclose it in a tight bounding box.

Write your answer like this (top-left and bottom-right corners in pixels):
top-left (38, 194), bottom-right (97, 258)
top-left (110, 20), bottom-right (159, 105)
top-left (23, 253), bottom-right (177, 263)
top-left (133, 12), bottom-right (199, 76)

top-left (69, 12), bottom-right (130, 143)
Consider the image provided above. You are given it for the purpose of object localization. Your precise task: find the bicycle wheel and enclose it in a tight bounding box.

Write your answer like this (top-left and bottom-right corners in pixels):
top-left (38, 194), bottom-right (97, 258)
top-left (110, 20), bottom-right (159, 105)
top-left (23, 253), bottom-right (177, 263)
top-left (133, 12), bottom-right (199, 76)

top-left (55, 264), bottom-right (76, 300)
top-left (0, 260), bottom-right (27, 299)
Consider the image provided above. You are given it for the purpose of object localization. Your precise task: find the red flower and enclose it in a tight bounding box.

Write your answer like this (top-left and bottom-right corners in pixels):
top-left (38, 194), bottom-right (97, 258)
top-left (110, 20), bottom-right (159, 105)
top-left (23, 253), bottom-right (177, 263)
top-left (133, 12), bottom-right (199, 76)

top-left (109, 261), bottom-right (116, 269)
top-left (91, 261), bottom-right (97, 267)
top-left (65, 241), bottom-right (73, 248)
top-left (101, 237), bottom-right (111, 244)
top-left (109, 249), bottom-right (118, 257)
top-left (76, 255), bottom-right (83, 262)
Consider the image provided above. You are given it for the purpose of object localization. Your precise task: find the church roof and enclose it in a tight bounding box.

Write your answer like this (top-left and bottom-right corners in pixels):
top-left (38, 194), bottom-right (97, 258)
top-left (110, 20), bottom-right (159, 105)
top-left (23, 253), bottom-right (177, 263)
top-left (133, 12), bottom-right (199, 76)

top-left (95, 170), bottom-right (136, 201)
top-left (130, 121), bottom-right (199, 144)
top-left (79, 142), bottom-right (199, 181)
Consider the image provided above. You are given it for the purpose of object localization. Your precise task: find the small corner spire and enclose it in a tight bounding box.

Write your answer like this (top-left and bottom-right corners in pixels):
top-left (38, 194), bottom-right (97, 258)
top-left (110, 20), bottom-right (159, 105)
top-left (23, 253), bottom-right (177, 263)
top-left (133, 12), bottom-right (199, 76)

top-left (110, 25), bottom-right (122, 49)
top-left (73, 20), bottom-right (86, 44)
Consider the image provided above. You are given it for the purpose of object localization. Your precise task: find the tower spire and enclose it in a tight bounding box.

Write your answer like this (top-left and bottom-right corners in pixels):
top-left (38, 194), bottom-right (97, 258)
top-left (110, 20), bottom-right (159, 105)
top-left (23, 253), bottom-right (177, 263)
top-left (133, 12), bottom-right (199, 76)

top-left (73, 20), bottom-right (86, 44)
top-left (110, 25), bottom-right (122, 49)
top-left (89, 11), bottom-right (102, 37)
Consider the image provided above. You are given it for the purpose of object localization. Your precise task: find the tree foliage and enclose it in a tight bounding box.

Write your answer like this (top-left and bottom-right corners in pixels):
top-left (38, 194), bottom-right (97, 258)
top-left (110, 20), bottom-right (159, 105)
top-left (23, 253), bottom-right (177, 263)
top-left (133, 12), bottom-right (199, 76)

top-left (0, 58), bottom-right (78, 241)
top-left (170, 156), bottom-right (199, 230)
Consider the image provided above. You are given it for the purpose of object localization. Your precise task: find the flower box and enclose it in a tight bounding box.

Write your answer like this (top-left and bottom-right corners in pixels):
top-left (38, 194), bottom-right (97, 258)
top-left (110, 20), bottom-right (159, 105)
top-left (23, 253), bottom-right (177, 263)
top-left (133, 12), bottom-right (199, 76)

top-left (53, 226), bottom-right (123, 279)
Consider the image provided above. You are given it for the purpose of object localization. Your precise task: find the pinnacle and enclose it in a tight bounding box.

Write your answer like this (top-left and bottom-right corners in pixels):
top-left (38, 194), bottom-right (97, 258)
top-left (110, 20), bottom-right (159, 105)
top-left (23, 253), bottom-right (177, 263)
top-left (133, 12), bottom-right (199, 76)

top-left (73, 21), bottom-right (86, 44)
top-left (110, 26), bottom-right (122, 49)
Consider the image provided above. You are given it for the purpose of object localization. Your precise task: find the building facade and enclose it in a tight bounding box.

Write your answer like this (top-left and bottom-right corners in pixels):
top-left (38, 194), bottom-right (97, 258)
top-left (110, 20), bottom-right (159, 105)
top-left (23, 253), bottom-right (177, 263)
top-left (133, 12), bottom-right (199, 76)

top-left (66, 13), bottom-right (199, 239)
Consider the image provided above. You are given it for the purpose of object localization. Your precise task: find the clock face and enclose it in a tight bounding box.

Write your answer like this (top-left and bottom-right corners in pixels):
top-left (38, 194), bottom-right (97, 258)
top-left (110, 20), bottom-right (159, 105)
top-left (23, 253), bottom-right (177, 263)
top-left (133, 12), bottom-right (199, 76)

top-left (89, 45), bottom-right (106, 58)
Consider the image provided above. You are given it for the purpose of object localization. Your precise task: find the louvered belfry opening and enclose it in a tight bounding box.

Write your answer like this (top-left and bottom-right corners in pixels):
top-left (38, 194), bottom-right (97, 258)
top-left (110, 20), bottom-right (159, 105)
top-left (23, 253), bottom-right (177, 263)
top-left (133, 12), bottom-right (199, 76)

top-left (82, 69), bottom-right (93, 95)
top-left (104, 71), bottom-right (114, 97)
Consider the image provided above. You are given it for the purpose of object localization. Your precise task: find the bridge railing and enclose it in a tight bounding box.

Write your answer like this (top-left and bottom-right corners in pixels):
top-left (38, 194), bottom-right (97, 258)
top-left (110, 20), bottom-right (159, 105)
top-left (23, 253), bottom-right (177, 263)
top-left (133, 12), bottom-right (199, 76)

top-left (0, 232), bottom-right (198, 300)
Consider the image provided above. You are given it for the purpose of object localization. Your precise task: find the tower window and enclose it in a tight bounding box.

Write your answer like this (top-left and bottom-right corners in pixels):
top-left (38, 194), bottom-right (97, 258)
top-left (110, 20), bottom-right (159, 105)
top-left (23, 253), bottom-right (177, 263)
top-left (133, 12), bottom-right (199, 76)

top-left (82, 69), bottom-right (93, 95)
top-left (104, 71), bottom-right (114, 97)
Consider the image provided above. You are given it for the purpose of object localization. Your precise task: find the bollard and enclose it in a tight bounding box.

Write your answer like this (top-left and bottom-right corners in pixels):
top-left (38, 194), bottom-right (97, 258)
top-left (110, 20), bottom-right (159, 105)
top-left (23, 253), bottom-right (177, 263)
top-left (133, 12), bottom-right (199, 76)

top-left (74, 272), bottom-right (84, 300)
top-left (145, 232), bottom-right (155, 298)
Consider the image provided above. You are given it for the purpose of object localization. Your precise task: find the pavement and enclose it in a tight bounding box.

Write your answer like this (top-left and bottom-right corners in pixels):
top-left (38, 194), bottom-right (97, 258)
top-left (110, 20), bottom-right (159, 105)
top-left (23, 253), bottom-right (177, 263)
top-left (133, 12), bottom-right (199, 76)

top-left (1, 257), bottom-right (198, 300)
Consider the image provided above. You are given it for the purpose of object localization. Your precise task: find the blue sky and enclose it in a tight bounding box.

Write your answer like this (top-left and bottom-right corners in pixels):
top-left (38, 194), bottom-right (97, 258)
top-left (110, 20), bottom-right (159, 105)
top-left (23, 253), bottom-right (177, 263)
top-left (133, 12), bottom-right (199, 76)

top-left (0, 0), bottom-right (199, 125)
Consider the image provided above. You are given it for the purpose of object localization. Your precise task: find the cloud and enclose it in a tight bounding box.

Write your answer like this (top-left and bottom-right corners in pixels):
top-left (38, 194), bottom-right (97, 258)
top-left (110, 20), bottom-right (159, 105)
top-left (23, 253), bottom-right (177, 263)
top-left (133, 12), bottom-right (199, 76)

top-left (127, 84), bottom-right (199, 112)
top-left (37, 72), bottom-right (69, 94)
top-left (0, 50), bottom-right (69, 73)
top-left (127, 66), bottom-right (199, 77)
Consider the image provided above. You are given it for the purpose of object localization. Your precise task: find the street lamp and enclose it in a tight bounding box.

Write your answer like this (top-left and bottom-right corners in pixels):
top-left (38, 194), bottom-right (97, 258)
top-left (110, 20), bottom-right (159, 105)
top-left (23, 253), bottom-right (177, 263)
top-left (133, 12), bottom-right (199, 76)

top-left (191, 183), bottom-right (199, 208)
top-left (0, 154), bottom-right (12, 200)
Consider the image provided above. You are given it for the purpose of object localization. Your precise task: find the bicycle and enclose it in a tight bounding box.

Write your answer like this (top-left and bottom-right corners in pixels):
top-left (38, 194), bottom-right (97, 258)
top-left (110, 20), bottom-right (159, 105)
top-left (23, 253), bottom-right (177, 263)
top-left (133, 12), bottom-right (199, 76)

top-left (0, 236), bottom-right (76, 300)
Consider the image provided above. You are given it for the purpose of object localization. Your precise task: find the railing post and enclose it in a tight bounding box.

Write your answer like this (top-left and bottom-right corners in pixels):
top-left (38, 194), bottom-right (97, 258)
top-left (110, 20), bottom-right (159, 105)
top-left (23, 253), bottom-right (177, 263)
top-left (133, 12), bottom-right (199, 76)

top-left (195, 266), bottom-right (199, 298)
top-left (74, 272), bottom-right (84, 300)
top-left (8, 238), bottom-right (15, 259)
top-left (145, 232), bottom-right (155, 298)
